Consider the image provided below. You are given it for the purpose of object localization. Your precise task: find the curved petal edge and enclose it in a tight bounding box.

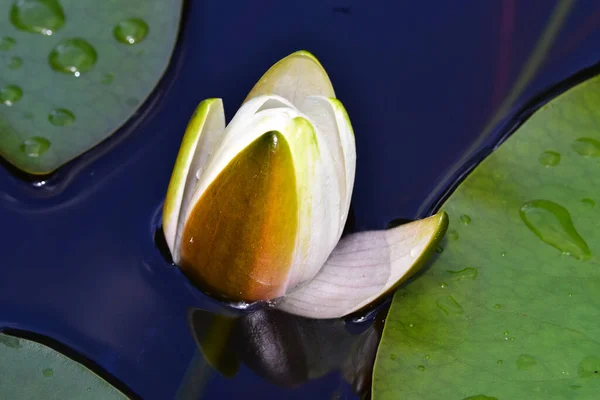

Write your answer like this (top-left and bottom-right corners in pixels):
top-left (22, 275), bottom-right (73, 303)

top-left (274, 211), bottom-right (449, 319)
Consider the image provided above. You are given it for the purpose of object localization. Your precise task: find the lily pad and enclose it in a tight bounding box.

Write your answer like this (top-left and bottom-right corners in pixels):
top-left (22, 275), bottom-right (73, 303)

top-left (0, 332), bottom-right (127, 399)
top-left (373, 74), bottom-right (600, 399)
top-left (0, 0), bottom-right (182, 174)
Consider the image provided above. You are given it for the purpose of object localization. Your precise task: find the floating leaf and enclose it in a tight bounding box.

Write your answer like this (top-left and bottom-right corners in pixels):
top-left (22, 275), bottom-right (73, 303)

top-left (373, 75), bottom-right (600, 399)
top-left (0, 0), bottom-right (182, 174)
top-left (0, 332), bottom-right (127, 399)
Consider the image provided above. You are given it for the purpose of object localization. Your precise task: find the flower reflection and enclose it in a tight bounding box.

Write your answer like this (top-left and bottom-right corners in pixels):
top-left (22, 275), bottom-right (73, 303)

top-left (184, 307), bottom-right (387, 397)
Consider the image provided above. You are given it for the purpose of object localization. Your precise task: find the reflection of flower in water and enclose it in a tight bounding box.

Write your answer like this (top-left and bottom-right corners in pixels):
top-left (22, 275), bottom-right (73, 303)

top-left (181, 307), bottom-right (386, 397)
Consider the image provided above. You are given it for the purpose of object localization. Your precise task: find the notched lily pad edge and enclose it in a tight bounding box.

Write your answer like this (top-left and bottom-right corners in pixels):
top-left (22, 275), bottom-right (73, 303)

top-left (417, 58), bottom-right (600, 220)
top-left (0, 328), bottom-right (141, 399)
top-left (1, 1), bottom-right (187, 180)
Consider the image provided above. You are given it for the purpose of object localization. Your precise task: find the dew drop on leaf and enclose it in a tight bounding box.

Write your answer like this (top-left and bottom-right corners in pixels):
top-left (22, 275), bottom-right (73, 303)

top-left (446, 267), bottom-right (478, 281)
top-left (20, 137), bottom-right (50, 157)
top-left (101, 72), bottom-right (114, 85)
top-left (10, 0), bottom-right (65, 36)
top-left (48, 108), bottom-right (75, 126)
top-left (519, 199), bottom-right (591, 260)
top-left (516, 354), bottom-right (537, 370)
top-left (48, 38), bottom-right (97, 76)
top-left (577, 355), bottom-right (600, 378)
top-left (447, 230), bottom-right (459, 240)
top-left (0, 36), bottom-right (16, 51)
top-left (572, 137), bottom-right (600, 157)
top-left (1, 84), bottom-right (23, 106)
top-left (42, 367), bottom-right (53, 377)
top-left (113, 18), bottom-right (149, 44)
top-left (538, 150), bottom-right (561, 166)
top-left (581, 198), bottom-right (595, 208)
top-left (460, 214), bottom-right (472, 224)
top-left (417, 365), bottom-right (425, 371)
top-left (436, 295), bottom-right (464, 316)
top-left (7, 56), bottom-right (23, 70)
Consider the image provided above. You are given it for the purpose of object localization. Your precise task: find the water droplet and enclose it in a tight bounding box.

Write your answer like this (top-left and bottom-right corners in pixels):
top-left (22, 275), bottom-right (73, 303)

top-left (494, 304), bottom-right (502, 309)
top-left (509, 337), bottom-right (515, 341)
top-left (568, 293), bottom-right (573, 297)
top-left (48, 108), bottom-right (75, 126)
top-left (462, 396), bottom-right (499, 400)
top-left (516, 354), bottom-right (537, 370)
top-left (460, 214), bottom-right (471, 224)
top-left (497, 360), bottom-right (503, 365)
top-left (447, 267), bottom-right (478, 280)
top-left (7, 56), bottom-right (23, 70)
top-left (1, 84), bottom-right (23, 106)
top-left (0, 36), bottom-right (16, 51)
top-left (447, 230), bottom-right (459, 240)
top-left (436, 295), bottom-right (464, 316)
top-left (390, 354), bottom-right (396, 360)
top-left (435, 246), bottom-right (444, 253)
top-left (519, 200), bottom-right (591, 261)
top-left (20, 137), bottom-right (50, 157)
top-left (417, 365), bottom-right (425, 371)
top-left (101, 72), bottom-right (114, 85)
top-left (581, 198), bottom-right (596, 208)
top-left (49, 38), bottom-right (97, 76)
top-left (577, 356), bottom-right (600, 378)
top-left (42, 367), bottom-right (53, 377)
top-left (409, 246), bottom-right (420, 258)
top-left (538, 150), bottom-right (561, 167)
top-left (425, 355), bottom-right (431, 360)
top-left (500, 251), bottom-right (507, 257)
top-left (113, 18), bottom-right (149, 45)
top-left (573, 137), bottom-right (600, 157)
top-left (503, 331), bottom-right (509, 336)
top-left (440, 282), bottom-right (448, 288)
top-left (408, 323), bottom-right (415, 328)
top-left (10, 0), bottom-right (65, 36)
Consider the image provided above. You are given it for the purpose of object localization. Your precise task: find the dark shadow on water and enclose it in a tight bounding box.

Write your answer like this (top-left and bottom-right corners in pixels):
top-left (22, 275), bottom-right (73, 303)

top-left (182, 306), bottom-right (389, 399)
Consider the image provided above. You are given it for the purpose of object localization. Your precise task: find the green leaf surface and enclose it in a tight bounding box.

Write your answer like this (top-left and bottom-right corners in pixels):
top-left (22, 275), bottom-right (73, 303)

top-left (0, 333), bottom-right (127, 399)
top-left (373, 74), bottom-right (600, 399)
top-left (0, 0), bottom-right (182, 174)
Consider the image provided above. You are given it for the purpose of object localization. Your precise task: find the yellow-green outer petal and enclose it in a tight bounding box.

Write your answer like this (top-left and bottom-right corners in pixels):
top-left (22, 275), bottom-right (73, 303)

top-left (180, 131), bottom-right (298, 301)
top-left (162, 98), bottom-right (220, 251)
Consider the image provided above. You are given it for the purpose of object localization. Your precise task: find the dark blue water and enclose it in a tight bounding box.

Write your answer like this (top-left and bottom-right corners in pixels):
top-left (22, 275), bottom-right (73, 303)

top-left (2, 1), bottom-right (600, 399)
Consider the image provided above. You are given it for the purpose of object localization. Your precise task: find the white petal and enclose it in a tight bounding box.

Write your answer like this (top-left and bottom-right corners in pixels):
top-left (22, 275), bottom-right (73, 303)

top-left (299, 96), bottom-right (356, 236)
top-left (186, 95), bottom-right (303, 226)
top-left (275, 212), bottom-right (449, 319)
top-left (244, 50), bottom-right (336, 107)
top-left (162, 98), bottom-right (225, 262)
top-left (284, 116), bottom-right (342, 292)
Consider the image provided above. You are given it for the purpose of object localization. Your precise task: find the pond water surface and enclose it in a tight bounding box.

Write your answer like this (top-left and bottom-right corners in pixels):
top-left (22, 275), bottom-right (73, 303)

top-left (2, 1), bottom-right (600, 399)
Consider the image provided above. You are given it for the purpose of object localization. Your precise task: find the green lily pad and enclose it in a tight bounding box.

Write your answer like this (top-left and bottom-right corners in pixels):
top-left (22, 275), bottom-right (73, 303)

top-left (0, 332), bottom-right (127, 398)
top-left (0, 0), bottom-right (182, 174)
top-left (373, 74), bottom-right (600, 399)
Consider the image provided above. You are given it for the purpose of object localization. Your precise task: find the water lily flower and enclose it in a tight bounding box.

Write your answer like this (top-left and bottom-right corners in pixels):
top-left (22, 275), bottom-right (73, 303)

top-left (163, 50), bottom-right (448, 319)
